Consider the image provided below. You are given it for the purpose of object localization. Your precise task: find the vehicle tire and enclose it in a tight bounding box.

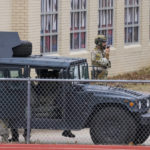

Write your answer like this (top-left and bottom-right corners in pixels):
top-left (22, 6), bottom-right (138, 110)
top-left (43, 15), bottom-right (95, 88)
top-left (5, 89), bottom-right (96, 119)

top-left (90, 106), bottom-right (137, 145)
top-left (12, 40), bottom-right (32, 57)
top-left (133, 124), bottom-right (150, 145)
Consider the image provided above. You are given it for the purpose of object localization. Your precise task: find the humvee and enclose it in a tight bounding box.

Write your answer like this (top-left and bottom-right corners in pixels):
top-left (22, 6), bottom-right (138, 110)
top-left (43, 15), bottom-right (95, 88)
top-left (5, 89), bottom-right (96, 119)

top-left (0, 32), bottom-right (150, 145)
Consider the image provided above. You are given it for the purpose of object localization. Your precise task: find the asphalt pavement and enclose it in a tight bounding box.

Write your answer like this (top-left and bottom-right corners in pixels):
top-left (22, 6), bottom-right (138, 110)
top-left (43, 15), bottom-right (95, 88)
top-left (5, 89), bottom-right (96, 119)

top-left (13, 129), bottom-right (150, 145)
top-left (1, 128), bottom-right (150, 145)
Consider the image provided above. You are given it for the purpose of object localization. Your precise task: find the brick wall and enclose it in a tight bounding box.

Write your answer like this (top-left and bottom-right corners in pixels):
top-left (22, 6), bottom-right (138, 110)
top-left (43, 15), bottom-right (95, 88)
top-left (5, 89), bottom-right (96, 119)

top-left (27, 0), bottom-right (40, 55)
top-left (0, 0), bottom-right (12, 31)
top-left (58, 0), bottom-right (150, 76)
top-left (0, 0), bottom-right (40, 55)
top-left (109, 0), bottom-right (150, 76)
top-left (12, 0), bottom-right (28, 40)
top-left (0, 0), bottom-right (150, 76)
top-left (55, 0), bottom-right (150, 76)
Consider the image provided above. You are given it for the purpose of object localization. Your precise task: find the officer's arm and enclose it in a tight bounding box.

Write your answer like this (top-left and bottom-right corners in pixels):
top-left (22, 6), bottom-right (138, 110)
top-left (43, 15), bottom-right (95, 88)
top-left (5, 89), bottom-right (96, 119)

top-left (92, 52), bottom-right (111, 68)
top-left (105, 47), bottom-right (110, 60)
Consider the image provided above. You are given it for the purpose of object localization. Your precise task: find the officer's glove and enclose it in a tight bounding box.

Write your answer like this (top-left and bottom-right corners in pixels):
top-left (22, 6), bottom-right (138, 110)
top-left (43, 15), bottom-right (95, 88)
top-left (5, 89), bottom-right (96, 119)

top-left (100, 58), bottom-right (110, 68)
top-left (101, 58), bottom-right (109, 65)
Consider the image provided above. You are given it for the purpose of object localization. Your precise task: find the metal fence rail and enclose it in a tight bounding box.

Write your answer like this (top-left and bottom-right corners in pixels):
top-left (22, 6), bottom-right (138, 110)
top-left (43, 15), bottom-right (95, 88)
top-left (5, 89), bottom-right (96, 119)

top-left (0, 78), bottom-right (150, 145)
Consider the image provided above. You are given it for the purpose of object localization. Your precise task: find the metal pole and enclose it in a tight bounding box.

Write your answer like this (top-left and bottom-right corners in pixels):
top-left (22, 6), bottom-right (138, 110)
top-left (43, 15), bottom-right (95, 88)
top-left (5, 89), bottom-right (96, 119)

top-left (27, 78), bottom-right (31, 144)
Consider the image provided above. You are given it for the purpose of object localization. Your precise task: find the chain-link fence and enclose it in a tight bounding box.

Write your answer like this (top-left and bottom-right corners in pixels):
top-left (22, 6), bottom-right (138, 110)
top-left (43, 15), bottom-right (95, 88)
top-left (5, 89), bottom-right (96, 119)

top-left (0, 78), bottom-right (150, 145)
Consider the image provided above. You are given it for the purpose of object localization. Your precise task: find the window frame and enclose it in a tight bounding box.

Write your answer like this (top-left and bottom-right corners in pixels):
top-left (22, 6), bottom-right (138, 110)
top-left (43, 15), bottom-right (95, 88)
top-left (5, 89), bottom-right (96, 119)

top-left (70, 0), bottom-right (87, 51)
top-left (41, 0), bottom-right (59, 54)
top-left (124, 0), bottom-right (140, 44)
top-left (98, 0), bottom-right (114, 46)
top-left (69, 62), bottom-right (89, 79)
top-left (69, 64), bottom-right (80, 79)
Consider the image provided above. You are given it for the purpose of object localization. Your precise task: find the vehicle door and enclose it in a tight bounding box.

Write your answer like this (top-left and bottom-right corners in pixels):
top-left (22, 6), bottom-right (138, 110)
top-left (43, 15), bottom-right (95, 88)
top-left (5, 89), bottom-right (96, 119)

top-left (65, 63), bottom-right (92, 129)
top-left (1, 66), bottom-right (26, 128)
top-left (30, 67), bottom-right (67, 130)
top-left (0, 68), bottom-right (7, 118)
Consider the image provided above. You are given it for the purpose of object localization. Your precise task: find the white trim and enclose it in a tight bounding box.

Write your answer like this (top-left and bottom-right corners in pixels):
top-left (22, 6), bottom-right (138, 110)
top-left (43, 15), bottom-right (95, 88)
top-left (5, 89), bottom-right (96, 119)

top-left (69, 49), bottom-right (89, 55)
top-left (124, 44), bottom-right (141, 49)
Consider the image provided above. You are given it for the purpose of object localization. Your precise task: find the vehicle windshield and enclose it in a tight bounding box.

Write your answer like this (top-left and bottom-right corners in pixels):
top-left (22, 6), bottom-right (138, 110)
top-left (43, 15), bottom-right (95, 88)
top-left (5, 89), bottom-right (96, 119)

top-left (34, 68), bottom-right (60, 79)
top-left (69, 63), bottom-right (89, 79)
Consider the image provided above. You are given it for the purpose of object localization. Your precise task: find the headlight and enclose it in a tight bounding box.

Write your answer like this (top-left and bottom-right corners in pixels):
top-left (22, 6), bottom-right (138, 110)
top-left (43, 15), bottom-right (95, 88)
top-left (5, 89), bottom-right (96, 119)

top-left (138, 101), bottom-right (142, 109)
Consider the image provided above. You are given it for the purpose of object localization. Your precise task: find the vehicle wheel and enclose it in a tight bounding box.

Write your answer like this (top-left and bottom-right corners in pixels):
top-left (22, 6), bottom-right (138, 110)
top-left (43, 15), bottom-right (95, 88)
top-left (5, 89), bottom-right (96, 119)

top-left (12, 40), bottom-right (32, 57)
top-left (90, 107), bottom-right (137, 145)
top-left (133, 124), bottom-right (150, 145)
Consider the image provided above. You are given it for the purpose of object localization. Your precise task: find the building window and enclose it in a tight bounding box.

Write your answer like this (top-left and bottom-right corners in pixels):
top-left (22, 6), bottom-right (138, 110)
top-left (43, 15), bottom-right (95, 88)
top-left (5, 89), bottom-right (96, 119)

top-left (70, 0), bottom-right (87, 50)
top-left (98, 0), bottom-right (114, 45)
top-left (125, 0), bottom-right (139, 44)
top-left (41, 0), bottom-right (58, 53)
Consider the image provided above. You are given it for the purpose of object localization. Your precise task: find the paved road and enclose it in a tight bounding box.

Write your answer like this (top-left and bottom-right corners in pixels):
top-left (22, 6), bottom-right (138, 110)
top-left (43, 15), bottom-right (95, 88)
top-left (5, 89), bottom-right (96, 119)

top-left (1, 128), bottom-right (150, 145)
top-left (19, 129), bottom-right (93, 144)
top-left (15, 129), bottom-right (150, 145)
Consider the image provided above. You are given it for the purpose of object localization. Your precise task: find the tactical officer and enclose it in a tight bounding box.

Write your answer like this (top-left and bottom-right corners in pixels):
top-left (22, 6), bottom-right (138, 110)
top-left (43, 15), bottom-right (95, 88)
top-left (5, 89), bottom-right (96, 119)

top-left (91, 35), bottom-right (111, 79)
top-left (9, 128), bottom-right (28, 142)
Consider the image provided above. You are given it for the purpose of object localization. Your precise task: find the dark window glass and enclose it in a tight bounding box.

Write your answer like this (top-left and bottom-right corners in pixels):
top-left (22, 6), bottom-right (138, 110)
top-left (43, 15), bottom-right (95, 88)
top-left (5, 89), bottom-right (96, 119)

top-left (45, 36), bottom-right (50, 53)
top-left (81, 32), bottom-right (86, 48)
top-left (74, 33), bottom-right (79, 49)
top-left (52, 35), bottom-right (57, 52)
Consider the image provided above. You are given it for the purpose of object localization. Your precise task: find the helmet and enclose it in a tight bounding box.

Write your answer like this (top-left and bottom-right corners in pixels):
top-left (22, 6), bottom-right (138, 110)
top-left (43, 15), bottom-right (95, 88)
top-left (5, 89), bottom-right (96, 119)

top-left (95, 35), bottom-right (107, 46)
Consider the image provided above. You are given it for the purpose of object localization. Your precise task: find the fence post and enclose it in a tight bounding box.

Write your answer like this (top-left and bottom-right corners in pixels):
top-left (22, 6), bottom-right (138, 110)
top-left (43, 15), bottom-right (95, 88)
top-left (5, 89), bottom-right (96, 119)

top-left (27, 78), bottom-right (31, 144)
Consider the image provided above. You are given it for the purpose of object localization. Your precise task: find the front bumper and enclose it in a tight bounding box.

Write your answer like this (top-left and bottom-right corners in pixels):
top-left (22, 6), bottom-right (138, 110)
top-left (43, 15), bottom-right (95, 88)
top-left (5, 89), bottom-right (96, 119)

top-left (141, 113), bottom-right (150, 125)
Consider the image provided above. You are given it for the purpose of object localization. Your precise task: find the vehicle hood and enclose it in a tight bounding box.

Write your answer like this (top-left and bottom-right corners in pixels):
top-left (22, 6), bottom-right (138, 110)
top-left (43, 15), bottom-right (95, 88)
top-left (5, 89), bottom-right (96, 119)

top-left (82, 84), bottom-right (149, 99)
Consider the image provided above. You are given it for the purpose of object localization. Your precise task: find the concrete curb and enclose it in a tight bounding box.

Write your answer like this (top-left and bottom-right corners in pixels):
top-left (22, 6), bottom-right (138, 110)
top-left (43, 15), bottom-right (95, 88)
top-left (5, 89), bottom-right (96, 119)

top-left (0, 144), bottom-right (150, 150)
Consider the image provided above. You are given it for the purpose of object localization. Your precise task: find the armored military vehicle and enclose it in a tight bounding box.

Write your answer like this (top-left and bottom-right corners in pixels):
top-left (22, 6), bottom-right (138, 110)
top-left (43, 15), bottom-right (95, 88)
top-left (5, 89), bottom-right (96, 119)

top-left (0, 32), bottom-right (150, 145)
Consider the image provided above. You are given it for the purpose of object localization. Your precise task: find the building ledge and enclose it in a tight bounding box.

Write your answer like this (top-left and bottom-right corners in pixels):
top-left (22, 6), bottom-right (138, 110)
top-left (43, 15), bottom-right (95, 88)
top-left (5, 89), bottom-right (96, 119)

top-left (124, 44), bottom-right (141, 49)
top-left (69, 49), bottom-right (89, 56)
top-left (109, 47), bottom-right (116, 51)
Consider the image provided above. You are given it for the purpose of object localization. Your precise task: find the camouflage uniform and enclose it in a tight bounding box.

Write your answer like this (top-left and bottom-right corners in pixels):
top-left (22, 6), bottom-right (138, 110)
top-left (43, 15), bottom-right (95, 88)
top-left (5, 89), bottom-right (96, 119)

top-left (91, 35), bottom-right (111, 79)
